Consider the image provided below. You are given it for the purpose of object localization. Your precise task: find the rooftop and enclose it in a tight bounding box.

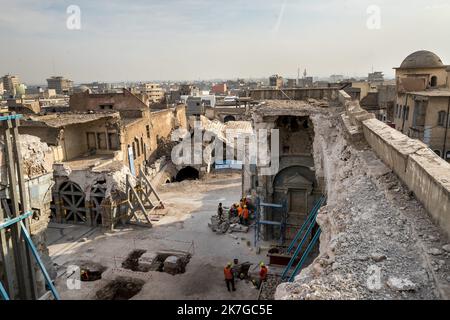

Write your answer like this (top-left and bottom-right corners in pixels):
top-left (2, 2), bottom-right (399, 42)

top-left (255, 99), bottom-right (330, 117)
top-left (24, 112), bottom-right (120, 128)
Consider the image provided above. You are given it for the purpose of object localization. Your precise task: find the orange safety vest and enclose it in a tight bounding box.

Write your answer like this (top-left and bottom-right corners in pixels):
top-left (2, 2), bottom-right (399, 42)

top-left (237, 206), bottom-right (243, 216)
top-left (224, 267), bottom-right (233, 280)
top-left (260, 266), bottom-right (268, 280)
top-left (243, 208), bottom-right (249, 219)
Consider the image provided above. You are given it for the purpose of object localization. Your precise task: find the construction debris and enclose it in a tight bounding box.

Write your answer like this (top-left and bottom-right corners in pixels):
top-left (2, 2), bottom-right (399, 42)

top-left (208, 214), bottom-right (248, 234)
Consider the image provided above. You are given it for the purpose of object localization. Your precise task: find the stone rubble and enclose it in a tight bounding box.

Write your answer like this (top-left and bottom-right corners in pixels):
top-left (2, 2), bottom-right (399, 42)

top-left (275, 109), bottom-right (450, 300)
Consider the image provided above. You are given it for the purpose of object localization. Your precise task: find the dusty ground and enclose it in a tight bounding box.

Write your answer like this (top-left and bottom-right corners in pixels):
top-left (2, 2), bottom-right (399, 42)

top-left (276, 111), bottom-right (450, 300)
top-left (49, 173), bottom-right (265, 300)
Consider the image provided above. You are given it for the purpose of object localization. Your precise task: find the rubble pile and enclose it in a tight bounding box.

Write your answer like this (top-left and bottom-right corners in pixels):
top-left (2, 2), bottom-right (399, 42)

top-left (275, 110), bottom-right (450, 300)
top-left (208, 214), bottom-right (249, 234)
top-left (259, 275), bottom-right (282, 300)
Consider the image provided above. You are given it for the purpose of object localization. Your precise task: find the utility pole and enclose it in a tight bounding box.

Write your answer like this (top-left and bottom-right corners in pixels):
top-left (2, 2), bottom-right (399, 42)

top-left (442, 97), bottom-right (450, 161)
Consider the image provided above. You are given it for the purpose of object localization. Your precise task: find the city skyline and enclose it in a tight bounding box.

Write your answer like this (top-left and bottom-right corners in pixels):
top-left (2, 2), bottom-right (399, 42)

top-left (1, 0), bottom-right (450, 84)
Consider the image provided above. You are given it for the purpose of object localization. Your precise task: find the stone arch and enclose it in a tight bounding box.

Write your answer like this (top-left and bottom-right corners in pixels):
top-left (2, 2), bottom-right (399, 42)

top-left (59, 181), bottom-right (87, 224)
top-left (272, 165), bottom-right (318, 241)
top-left (175, 166), bottom-right (199, 182)
top-left (223, 115), bottom-right (236, 123)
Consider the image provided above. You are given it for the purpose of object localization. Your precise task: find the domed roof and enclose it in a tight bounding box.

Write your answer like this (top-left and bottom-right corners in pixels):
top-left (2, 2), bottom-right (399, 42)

top-left (75, 85), bottom-right (92, 93)
top-left (400, 50), bottom-right (444, 69)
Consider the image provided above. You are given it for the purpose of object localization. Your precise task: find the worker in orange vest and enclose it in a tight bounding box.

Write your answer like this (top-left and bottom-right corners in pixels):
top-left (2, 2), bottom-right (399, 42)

top-left (237, 205), bottom-right (243, 224)
top-left (257, 262), bottom-right (268, 289)
top-left (242, 206), bottom-right (249, 226)
top-left (224, 262), bottom-right (236, 292)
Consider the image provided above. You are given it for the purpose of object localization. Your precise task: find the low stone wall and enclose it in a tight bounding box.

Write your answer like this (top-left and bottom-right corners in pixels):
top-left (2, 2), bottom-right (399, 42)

top-left (363, 119), bottom-right (450, 237)
top-left (339, 90), bottom-right (450, 238)
top-left (249, 87), bottom-right (340, 101)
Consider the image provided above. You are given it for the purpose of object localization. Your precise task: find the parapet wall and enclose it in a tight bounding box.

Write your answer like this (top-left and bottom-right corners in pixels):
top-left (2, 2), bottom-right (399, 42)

top-left (339, 91), bottom-right (450, 238)
top-left (249, 87), bottom-right (340, 101)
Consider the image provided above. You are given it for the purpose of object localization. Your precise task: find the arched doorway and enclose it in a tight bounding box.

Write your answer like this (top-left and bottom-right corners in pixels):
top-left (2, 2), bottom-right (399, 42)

top-left (59, 181), bottom-right (87, 224)
top-left (272, 166), bottom-right (317, 241)
top-left (223, 115), bottom-right (236, 123)
top-left (175, 167), bottom-right (199, 182)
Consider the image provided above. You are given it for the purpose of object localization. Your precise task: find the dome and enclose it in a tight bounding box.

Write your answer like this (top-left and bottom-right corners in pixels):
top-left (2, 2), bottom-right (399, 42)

top-left (399, 50), bottom-right (444, 69)
top-left (74, 85), bottom-right (92, 93)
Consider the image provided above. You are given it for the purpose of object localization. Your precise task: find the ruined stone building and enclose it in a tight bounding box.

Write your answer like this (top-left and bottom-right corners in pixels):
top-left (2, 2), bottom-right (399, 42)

top-left (393, 50), bottom-right (450, 161)
top-left (0, 134), bottom-right (56, 298)
top-left (9, 89), bottom-right (188, 229)
top-left (243, 89), bottom-right (336, 243)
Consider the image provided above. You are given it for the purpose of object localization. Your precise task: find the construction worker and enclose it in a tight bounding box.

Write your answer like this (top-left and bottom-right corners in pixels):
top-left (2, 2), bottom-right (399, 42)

top-left (237, 204), bottom-right (243, 224)
top-left (257, 262), bottom-right (268, 289)
top-left (229, 204), bottom-right (237, 217)
top-left (218, 203), bottom-right (224, 220)
top-left (224, 262), bottom-right (236, 292)
top-left (242, 206), bottom-right (249, 226)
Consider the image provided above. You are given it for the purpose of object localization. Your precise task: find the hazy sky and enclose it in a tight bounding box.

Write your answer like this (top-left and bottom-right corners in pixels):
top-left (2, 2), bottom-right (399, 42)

top-left (1, 0), bottom-right (450, 84)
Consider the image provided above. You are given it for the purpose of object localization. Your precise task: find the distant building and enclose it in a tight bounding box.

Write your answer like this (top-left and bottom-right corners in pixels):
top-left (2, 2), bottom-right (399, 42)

top-left (47, 76), bottom-right (73, 95)
top-left (298, 77), bottom-right (314, 88)
top-left (286, 79), bottom-right (297, 88)
top-left (269, 75), bottom-right (283, 89)
top-left (211, 83), bottom-right (227, 95)
top-left (393, 50), bottom-right (450, 161)
top-left (368, 71), bottom-right (384, 82)
top-left (2, 74), bottom-right (20, 97)
top-left (7, 98), bottom-right (41, 114)
top-left (141, 83), bottom-right (164, 103)
top-left (185, 96), bottom-right (204, 117)
top-left (69, 88), bottom-right (148, 115)
top-left (180, 84), bottom-right (200, 97)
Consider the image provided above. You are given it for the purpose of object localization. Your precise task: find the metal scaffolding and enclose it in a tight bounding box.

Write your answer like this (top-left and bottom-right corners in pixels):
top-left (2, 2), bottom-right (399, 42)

top-left (254, 197), bottom-right (288, 247)
top-left (281, 195), bottom-right (326, 282)
top-left (0, 112), bottom-right (60, 300)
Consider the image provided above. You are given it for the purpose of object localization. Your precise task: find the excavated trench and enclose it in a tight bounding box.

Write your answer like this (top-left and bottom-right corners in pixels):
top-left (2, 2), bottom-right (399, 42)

top-left (95, 277), bottom-right (145, 300)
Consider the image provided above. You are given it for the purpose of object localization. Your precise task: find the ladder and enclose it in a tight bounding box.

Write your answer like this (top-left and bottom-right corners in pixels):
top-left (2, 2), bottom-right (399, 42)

top-left (281, 196), bottom-right (326, 282)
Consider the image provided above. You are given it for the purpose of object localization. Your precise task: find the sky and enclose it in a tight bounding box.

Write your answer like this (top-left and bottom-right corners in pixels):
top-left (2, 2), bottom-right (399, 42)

top-left (1, 0), bottom-right (450, 84)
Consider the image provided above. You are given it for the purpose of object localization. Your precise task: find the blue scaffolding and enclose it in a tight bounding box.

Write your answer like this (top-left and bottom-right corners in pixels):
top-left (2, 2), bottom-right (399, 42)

top-left (281, 195), bottom-right (326, 282)
top-left (254, 197), bottom-right (288, 247)
top-left (0, 112), bottom-right (60, 300)
top-left (0, 210), bottom-right (60, 300)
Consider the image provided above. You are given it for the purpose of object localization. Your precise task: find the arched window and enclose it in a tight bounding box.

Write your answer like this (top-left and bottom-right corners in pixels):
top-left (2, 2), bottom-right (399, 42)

top-left (134, 138), bottom-right (140, 157)
top-left (438, 111), bottom-right (447, 126)
top-left (430, 76), bottom-right (437, 87)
